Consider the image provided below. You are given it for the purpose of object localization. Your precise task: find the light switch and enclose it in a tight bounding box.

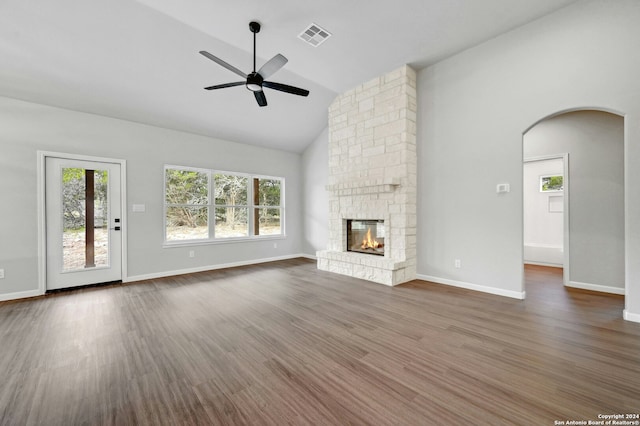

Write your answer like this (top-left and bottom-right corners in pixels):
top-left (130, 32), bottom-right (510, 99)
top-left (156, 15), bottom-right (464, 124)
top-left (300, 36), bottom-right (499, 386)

top-left (132, 204), bottom-right (146, 212)
top-left (496, 183), bottom-right (510, 193)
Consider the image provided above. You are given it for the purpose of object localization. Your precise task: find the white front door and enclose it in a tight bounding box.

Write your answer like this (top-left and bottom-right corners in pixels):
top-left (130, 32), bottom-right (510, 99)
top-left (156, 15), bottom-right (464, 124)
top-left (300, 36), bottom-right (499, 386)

top-left (45, 157), bottom-right (122, 290)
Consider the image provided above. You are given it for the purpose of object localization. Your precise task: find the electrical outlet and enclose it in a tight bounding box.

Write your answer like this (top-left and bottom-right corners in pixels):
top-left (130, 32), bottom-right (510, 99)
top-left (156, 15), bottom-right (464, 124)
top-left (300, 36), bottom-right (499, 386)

top-left (189, 250), bottom-right (195, 258)
top-left (273, 242), bottom-right (278, 249)
top-left (454, 259), bottom-right (461, 269)
top-left (0, 269), bottom-right (4, 279)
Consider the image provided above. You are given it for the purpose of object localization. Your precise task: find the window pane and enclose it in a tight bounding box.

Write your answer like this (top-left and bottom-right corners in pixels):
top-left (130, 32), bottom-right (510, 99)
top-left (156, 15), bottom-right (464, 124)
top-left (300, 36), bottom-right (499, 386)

top-left (166, 206), bottom-right (208, 241)
top-left (540, 175), bottom-right (563, 192)
top-left (93, 170), bottom-right (109, 268)
top-left (62, 168), bottom-right (109, 271)
top-left (214, 174), bottom-right (247, 205)
top-left (215, 207), bottom-right (248, 238)
top-left (255, 208), bottom-right (281, 235)
top-left (165, 169), bottom-right (208, 205)
top-left (256, 178), bottom-right (281, 206)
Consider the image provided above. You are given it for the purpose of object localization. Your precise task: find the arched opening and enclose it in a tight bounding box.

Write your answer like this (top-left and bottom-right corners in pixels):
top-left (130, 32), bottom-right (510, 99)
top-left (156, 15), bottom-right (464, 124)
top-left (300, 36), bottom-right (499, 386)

top-left (522, 109), bottom-right (625, 305)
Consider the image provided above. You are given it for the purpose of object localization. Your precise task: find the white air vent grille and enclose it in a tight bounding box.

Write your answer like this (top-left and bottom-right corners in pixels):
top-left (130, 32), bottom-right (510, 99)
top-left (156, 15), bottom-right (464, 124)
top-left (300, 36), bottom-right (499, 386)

top-left (298, 23), bottom-right (331, 47)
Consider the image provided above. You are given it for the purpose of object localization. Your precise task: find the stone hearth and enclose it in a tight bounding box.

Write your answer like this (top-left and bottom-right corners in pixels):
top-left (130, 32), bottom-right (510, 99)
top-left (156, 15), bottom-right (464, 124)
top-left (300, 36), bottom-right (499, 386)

top-left (317, 65), bottom-right (417, 286)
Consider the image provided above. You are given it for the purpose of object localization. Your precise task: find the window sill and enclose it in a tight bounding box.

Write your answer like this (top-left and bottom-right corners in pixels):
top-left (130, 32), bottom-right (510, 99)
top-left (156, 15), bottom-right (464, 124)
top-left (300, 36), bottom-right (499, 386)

top-left (163, 234), bottom-right (286, 248)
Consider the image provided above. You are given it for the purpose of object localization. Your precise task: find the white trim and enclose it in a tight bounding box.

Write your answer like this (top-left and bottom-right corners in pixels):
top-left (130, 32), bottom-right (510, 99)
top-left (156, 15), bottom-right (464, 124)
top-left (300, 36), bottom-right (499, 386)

top-left (623, 310), bottom-right (640, 323)
top-left (0, 290), bottom-right (42, 303)
top-left (416, 274), bottom-right (526, 300)
top-left (524, 261), bottom-right (563, 268)
top-left (624, 114), bottom-right (631, 322)
top-left (37, 153), bottom-right (47, 296)
top-left (37, 151), bottom-right (127, 292)
top-left (566, 281), bottom-right (625, 295)
top-left (163, 235), bottom-right (286, 248)
top-left (523, 242), bottom-right (563, 249)
top-left (124, 254), bottom-right (308, 283)
top-left (299, 253), bottom-right (317, 260)
top-left (121, 161), bottom-right (128, 281)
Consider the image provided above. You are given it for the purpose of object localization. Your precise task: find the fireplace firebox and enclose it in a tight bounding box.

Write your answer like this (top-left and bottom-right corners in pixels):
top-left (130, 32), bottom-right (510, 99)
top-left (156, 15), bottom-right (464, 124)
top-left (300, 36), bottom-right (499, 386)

top-left (346, 219), bottom-right (385, 256)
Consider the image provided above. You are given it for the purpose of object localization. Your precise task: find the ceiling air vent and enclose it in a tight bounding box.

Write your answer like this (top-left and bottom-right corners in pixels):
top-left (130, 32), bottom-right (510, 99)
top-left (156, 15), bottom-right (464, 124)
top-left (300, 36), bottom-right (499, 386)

top-left (298, 23), bottom-right (331, 47)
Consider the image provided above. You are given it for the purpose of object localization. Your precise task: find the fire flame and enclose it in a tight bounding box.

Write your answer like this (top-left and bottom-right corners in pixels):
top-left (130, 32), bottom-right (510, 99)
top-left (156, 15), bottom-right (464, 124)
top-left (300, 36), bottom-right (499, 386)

top-left (361, 227), bottom-right (382, 249)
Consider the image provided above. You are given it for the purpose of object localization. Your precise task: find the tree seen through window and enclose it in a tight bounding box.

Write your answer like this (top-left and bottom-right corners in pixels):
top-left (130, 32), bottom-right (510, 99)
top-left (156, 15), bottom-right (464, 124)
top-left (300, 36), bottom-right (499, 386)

top-left (164, 167), bottom-right (283, 242)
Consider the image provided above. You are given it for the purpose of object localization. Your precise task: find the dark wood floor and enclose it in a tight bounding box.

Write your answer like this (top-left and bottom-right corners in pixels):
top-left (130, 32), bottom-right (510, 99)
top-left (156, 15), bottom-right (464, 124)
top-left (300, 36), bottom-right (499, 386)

top-left (1, 260), bottom-right (638, 425)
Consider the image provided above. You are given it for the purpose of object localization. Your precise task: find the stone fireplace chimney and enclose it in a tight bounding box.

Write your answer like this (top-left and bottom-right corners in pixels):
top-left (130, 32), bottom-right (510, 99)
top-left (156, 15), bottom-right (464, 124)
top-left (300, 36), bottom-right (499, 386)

top-left (317, 65), bottom-right (417, 286)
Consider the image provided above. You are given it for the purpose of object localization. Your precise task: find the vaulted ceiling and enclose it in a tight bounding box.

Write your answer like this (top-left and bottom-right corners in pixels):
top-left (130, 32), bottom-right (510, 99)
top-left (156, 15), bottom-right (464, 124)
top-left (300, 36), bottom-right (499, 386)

top-left (0, 0), bottom-right (579, 152)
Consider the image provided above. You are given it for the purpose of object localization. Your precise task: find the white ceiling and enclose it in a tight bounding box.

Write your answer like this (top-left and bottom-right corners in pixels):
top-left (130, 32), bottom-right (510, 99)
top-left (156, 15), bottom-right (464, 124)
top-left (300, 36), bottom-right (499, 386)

top-left (0, 0), bottom-right (579, 153)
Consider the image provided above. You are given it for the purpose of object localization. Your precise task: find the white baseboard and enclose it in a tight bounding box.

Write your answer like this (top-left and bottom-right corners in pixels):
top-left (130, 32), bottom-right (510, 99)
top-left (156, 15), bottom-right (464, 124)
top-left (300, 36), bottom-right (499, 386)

top-left (524, 261), bottom-right (563, 268)
top-left (566, 281), bottom-right (625, 295)
top-left (623, 309), bottom-right (640, 323)
top-left (124, 254), bottom-right (310, 283)
top-left (416, 274), bottom-right (526, 300)
top-left (524, 244), bottom-right (564, 266)
top-left (299, 253), bottom-right (317, 260)
top-left (0, 289), bottom-right (43, 303)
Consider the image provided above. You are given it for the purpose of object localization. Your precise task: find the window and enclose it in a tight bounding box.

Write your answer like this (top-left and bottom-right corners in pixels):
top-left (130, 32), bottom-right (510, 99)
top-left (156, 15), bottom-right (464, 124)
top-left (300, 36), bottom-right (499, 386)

top-left (252, 177), bottom-right (282, 236)
top-left (164, 166), bottom-right (284, 244)
top-left (540, 174), bottom-right (563, 192)
top-left (214, 173), bottom-right (248, 238)
top-left (165, 168), bottom-right (209, 241)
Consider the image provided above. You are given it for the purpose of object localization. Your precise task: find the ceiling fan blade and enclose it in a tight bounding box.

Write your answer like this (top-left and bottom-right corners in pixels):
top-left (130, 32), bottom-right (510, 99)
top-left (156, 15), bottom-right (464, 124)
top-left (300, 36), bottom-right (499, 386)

top-left (254, 90), bottom-right (267, 107)
top-left (258, 54), bottom-right (288, 80)
top-left (204, 81), bottom-right (245, 90)
top-left (199, 51), bottom-right (247, 78)
top-left (263, 81), bottom-right (309, 97)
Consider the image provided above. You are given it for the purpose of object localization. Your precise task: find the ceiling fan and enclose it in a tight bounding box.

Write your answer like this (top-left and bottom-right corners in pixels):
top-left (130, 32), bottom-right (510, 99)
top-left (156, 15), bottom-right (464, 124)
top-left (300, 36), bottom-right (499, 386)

top-left (199, 21), bottom-right (309, 107)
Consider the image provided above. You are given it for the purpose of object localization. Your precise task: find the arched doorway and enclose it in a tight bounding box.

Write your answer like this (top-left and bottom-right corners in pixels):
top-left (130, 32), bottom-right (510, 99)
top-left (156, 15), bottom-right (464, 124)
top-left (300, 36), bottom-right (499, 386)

top-left (522, 109), bottom-right (625, 297)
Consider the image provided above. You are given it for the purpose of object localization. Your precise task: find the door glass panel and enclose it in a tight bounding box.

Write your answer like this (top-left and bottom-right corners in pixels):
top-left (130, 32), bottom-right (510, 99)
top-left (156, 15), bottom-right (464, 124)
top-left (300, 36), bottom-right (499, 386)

top-left (62, 168), bottom-right (109, 271)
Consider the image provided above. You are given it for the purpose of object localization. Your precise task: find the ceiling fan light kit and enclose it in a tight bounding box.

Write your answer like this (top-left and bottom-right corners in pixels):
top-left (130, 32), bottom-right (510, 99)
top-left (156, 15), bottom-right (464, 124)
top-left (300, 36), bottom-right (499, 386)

top-left (200, 21), bottom-right (310, 107)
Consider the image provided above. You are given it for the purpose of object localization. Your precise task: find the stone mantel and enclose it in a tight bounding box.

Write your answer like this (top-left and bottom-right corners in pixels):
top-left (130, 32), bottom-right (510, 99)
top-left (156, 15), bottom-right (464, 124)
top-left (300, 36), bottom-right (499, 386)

top-left (325, 177), bottom-right (400, 196)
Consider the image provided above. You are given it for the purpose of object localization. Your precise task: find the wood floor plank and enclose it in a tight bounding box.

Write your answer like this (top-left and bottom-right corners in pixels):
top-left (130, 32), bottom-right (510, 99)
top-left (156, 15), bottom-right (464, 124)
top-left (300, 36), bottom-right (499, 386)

top-left (0, 259), bottom-right (639, 425)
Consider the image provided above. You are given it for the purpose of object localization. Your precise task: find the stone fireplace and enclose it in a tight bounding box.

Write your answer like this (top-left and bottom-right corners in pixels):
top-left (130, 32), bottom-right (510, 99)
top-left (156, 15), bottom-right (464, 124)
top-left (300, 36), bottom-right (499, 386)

top-left (316, 65), bottom-right (417, 286)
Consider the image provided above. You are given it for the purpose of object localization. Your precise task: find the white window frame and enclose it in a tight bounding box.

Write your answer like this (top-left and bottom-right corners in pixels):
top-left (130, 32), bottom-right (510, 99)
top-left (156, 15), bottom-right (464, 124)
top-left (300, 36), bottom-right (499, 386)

top-left (163, 165), bottom-right (285, 247)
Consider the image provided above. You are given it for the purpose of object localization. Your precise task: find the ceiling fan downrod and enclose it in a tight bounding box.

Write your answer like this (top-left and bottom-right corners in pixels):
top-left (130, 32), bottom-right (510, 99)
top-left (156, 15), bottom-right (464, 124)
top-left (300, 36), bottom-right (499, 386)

top-left (249, 21), bottom-right (261, 73)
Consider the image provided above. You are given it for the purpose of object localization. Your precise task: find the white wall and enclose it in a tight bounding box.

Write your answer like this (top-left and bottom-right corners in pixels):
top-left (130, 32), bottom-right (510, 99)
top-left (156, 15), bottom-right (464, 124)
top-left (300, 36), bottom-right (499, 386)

top-left (524, 110), bottom-right (624, 290)
top-left (0, 96), bottom-right (303, 299)
top-left (523, 158), bottom-right (564, 266)
top-left (301, 128), bottom-right (329, 256)
top-left (417, 0), bottom-right (640, 319)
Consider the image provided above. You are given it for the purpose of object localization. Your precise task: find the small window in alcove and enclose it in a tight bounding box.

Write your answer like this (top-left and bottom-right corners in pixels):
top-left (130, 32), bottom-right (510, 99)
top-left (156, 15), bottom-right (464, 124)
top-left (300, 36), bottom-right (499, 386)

top-left (540, 174), bottom-right (563, 192)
